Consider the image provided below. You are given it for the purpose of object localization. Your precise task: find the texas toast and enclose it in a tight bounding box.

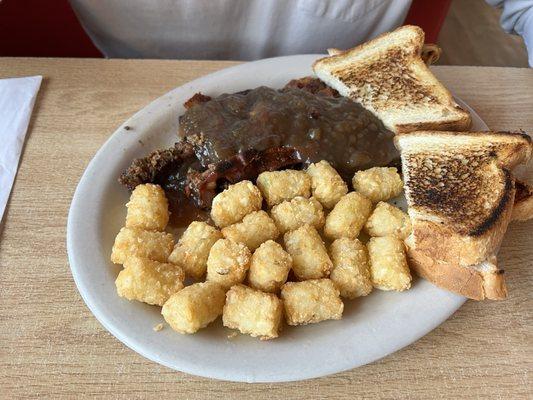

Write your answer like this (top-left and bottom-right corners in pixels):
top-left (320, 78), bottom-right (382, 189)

top-left (395, 131), bottom-right (532, 300)
top-left (313, 25), bottom-right (471, 133)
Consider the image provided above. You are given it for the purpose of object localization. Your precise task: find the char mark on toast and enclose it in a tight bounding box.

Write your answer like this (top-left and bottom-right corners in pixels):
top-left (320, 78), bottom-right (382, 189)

top-left (470, 168), bottom-right (513, 236)
top-left (404, 149), bottom-right (514, 236)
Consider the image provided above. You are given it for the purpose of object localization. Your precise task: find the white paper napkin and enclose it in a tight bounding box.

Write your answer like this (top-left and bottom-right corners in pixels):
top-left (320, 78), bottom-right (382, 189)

top-left (0, 76), bottom-right (43, 223)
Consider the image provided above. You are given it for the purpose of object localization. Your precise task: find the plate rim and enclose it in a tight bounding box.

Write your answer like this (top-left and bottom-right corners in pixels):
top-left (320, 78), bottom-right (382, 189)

top-left (67, 54), bottom-right (488, 382)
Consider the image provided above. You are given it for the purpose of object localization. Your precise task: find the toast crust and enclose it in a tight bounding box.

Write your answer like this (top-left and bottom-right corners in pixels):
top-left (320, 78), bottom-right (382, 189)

top-left (314, 25), bottom-right (426, 69)
top-left (407, 248), bottom-right (507, 300)
top-left (395, 131), bottom-right (532, 165)
top-left (394, 118), bottom-right (471, 134)
top-left (329, 43), bottom-right (443, 66)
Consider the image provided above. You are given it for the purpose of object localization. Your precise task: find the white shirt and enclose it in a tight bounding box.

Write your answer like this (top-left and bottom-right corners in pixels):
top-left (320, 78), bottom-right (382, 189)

top-left (69, 0), bottom-right (412, 60)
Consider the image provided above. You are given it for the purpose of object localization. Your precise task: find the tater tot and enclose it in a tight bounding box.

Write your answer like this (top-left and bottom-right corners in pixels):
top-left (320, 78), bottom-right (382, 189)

top-left (125, 183), bottom-right (169, 231)
top-left (306, 160), bottom-right (348, 209)
top-left (206, 239), bottom-right (252, 288)
top-left (324, 192), bottom-right (373, 240)
top-left (364, 202), bottom-right (412, 239)
top-left (110, 227), bottom-right (174, 264)
top-left (283, 224), bottom-right (332, 280)
top-left (223, 285), bottom-right (283, 340)
top-left (168, 221), bottom-right (222, 280)
top-left (270, 196), bottom-right (325, 234)
top-left (211, 181), bottom-right (262, 228)
top-left (367, 236), bottom-right (411, 291)
top-left (248, 240), bottom-right (292, 293)
top-left (352, 167), bottom-right (403, 203)
top-left (115, 257), bottom-right (184, 306)
top-left (329, 238), bottom-right (373, 299)
top-left (221, 211), bottom-right (279, 250)
top-left (161, 282), bottom-right (226, 334)
top-left (281, 279), bottom-right (343, 325)
top-left (256, 170), bottom-right (311, 207)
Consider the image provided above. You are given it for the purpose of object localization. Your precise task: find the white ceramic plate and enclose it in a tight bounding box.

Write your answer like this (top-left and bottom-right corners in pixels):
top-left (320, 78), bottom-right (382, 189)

top-left (67, 55), bottom-right (488, 383)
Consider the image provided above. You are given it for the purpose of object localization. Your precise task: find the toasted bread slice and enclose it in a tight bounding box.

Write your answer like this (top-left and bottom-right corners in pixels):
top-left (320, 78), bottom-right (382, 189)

top-left (328, 43), bottom-right (442, 65)
top-left (313, 26), bottom-right (471, 133)
top-left (395, 131), bottom-right (532, 300)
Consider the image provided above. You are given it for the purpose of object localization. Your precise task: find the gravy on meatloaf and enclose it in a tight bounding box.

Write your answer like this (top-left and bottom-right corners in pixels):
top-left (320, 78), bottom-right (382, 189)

top-left (179, 85), bottom-right (398, 178)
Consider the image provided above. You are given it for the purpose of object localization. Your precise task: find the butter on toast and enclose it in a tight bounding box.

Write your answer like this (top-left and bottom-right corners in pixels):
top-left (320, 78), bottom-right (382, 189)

top-left (395, 131), bottom-right (532, 300)
top-left (313, 25), bottom-right (471, 133)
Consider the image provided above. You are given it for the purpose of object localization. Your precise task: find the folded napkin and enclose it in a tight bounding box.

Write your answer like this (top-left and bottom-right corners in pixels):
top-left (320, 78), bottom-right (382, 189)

top-left (0, 76), bottom-right (42, 223)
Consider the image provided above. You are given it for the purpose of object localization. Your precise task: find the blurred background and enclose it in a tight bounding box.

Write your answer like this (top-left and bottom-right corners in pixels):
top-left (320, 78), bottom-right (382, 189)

top-left (0, 0), bottom-right (529, 66)
top-left (439, 0), bottom-right (529, 67)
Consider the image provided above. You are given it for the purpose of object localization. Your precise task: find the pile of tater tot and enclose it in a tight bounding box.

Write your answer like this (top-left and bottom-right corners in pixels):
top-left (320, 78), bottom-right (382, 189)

top-left (111, 160), bottom-right (413, 340)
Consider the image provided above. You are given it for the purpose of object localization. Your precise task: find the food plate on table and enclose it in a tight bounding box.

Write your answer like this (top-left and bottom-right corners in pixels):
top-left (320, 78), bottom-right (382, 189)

top-left (67, 26), bottom-right (531, 382)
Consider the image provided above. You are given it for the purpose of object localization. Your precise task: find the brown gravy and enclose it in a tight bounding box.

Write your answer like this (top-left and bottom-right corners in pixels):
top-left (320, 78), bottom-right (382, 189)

top-left (167, 191), bottom-right (210, 228)
top-left (178, 86), bottom-right (398, 179)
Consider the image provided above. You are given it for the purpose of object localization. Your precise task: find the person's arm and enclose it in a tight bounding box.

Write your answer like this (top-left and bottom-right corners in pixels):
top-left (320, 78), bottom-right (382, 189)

top-left (486, 0), bottom-right (533, 66)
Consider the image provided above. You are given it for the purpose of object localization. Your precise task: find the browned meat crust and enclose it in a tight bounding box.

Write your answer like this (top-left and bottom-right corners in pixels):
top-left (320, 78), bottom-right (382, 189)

top-left (119, 137), bottom-right (302, 209)
top-left (120, 77), bottom-right (385, 211)
top-left (283, 77), bottom-right (340, 97)
top-left (184, 93), bottom-right (212, 109)
top-left (119, 140), bottom-right (195, 191)
top-left (187, 147), bottom-right (303, 208)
